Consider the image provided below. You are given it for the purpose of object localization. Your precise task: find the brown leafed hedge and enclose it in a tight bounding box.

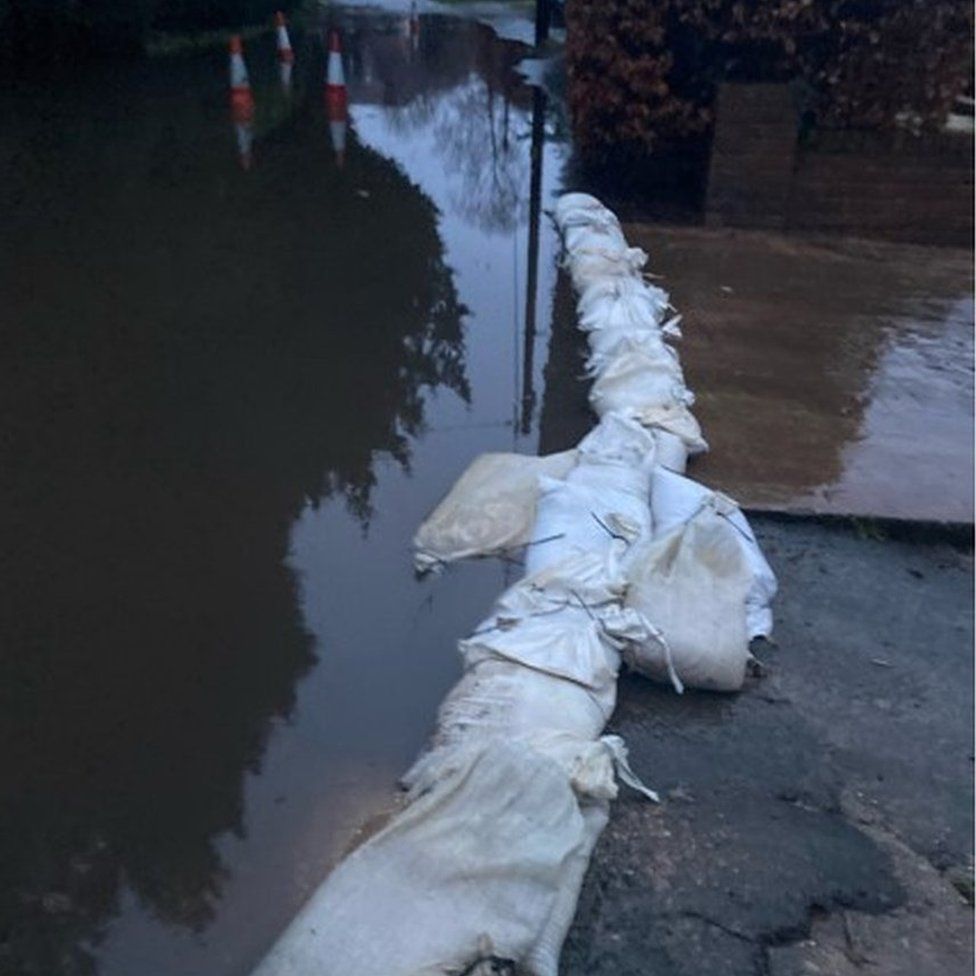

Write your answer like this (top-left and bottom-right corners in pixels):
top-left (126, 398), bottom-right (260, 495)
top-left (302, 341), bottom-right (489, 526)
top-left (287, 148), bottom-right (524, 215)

top-left (566, 0), bottom-right (974, 158)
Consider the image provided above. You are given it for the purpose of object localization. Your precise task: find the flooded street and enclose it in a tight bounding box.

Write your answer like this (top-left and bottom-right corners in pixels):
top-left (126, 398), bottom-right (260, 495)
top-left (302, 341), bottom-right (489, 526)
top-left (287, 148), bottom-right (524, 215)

top-left (1, 4), bottom-right (972, 975)
top-left (0, 10), bottom-right (566, 975)
top-left (622, 228), bottom-right (975, 523)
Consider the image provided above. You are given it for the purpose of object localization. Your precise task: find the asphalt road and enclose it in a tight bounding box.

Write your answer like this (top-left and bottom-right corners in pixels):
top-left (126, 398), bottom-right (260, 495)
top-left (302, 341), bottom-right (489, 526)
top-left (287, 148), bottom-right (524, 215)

top-left (562, 515), bottom-right (973, 976)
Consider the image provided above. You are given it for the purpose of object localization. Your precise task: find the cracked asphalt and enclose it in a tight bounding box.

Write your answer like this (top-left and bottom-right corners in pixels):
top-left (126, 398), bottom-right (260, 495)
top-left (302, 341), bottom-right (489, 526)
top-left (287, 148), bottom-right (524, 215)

top-left (560, 516), bottom-right (973, 976)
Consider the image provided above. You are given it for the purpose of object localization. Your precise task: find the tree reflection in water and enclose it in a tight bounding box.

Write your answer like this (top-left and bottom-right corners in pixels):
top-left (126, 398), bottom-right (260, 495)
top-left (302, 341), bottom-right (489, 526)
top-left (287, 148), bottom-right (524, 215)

top-left (346, 14), bottom-right (536, 233)
top-left (0, 44), bottom-right (466, 976)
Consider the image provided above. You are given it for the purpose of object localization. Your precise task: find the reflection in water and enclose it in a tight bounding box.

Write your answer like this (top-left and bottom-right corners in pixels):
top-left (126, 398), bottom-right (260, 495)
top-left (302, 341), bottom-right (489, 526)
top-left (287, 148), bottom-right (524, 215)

top-left (345, 13), bottom-right (535, 232)
top-left (0, 32), bottom-right (467, 976)
top-left (0, 9), bottom-right (568, 976)
top-left (522, 86), bottom-right (548, 433)
top-left (279, 60), bottom-right (293, 97)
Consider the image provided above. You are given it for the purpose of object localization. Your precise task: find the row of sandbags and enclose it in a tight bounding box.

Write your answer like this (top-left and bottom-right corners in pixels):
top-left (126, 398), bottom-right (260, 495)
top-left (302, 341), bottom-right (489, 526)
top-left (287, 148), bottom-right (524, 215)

top-left (251, 194), bottom-right (777, 976)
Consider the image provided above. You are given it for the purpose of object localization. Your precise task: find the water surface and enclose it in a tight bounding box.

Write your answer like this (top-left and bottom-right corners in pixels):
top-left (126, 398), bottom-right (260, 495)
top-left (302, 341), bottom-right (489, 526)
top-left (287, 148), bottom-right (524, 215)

top-left (0, 11), bottom-right (567, 974)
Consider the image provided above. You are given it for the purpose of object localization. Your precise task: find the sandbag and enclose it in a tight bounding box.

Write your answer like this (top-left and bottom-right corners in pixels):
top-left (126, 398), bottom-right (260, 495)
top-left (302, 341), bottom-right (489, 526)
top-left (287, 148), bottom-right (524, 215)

top-left (252, 742), bottom-right (605, 976)
top-left (650, 468), bottom-right (777, 638)
top-left (564, 220), bottom-right (628, 255)
top-left (577, 277), bottom-right (670, 331)
top-left (652, 428), bottom-right (690, 473)
top-left (404, 552), bottom-right (662, 797)
top-left (586, 328), bottom-right (681, 378)
top-left (462, 549), bottom-right (652, 692)
top-left (401, 660), bottom-right (615, 800)
top-left (524, 416), bottom-right (656, 576)
top-left (413, 450), bottom-right (577, 573)
top-left (593, 400), bottom-right (706, 460)
top-left (553, 192), bottom-right (616, 226)
top-left (625, 501), bottom-right (753, 691)
top-left (589, 348), bottom-right (692, 419)
top-left (567, 246), bottom-right (648, 290)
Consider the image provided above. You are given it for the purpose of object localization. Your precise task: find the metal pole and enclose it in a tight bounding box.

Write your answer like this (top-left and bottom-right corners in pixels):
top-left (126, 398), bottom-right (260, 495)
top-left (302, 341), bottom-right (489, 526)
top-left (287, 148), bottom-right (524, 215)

top-left (534, 0), bottom-right (550, 46)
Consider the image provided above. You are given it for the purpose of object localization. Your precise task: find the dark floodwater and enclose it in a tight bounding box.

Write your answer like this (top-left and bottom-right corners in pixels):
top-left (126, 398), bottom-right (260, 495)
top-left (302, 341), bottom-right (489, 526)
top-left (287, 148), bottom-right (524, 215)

top-left (0, 9), bottom-right (567, 974)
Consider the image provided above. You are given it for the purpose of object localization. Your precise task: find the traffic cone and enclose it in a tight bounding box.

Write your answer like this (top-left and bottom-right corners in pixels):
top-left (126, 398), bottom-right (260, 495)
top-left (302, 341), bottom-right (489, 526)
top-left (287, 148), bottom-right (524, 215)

top-left (275, 11), bottom-right (294, 64)
top-left (229, 35), bottom-right (255, 117)
top-left (324, 29), bottom-right (347, 116)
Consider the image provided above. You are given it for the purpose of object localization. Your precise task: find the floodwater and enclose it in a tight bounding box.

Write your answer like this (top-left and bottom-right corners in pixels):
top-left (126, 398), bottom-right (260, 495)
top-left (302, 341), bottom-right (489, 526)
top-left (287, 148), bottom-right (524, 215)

top-left (0, 9), bottom-right (567, 975)
top-left (619, 227), bottom-right (975, 523)
top-left (2, 6), bottom-right (972, 975)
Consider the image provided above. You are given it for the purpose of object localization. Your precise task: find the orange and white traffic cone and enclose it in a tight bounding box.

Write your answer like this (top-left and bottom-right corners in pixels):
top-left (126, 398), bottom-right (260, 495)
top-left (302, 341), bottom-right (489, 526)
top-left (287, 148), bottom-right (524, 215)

top-left (229, 35), bottom-right (255, 117)
top-left (324, 29), bottom-right (347, 116)
top-left (275, 11), bottom-right (294, 64)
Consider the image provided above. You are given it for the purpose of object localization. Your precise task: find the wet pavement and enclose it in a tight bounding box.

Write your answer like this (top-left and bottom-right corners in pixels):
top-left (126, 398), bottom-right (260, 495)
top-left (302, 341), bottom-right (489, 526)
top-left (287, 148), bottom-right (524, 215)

top-left (0, 10), bottom-right (567, 975)
top-left (625, 227), bottom-right (975, 524)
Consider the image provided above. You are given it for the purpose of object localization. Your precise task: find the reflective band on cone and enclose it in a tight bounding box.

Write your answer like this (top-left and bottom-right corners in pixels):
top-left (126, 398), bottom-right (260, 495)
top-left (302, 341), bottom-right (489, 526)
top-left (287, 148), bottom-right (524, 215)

top-left (229, 35), bottom-right (255, 115)
top-left (324, 29), bottom-right (347, 115)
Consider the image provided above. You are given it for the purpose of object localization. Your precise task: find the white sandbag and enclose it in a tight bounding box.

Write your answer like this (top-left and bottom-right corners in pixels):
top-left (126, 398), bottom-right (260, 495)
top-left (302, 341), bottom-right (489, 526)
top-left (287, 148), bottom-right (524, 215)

top-left (554, 192), bottom-right (615, 225)
top-left (462, 605), bottom-right (619, 698)
top-left (577, 277), bottom-right (670, 331)
top-left (461, 550), bottom-right (653, 693)
top-left (574, 410), bottom-right (657, 469)
top-left (631, 401), bottom-right (708, 456)
top-left (413, 450), bottom-right (577, 573)
top-left (586, 329), bottom-right (681, 378)
top-left (523, 479), bottom-right (645, 576)
top-left (525, 470), bottom-right (653, 575)
top-left (652, 428), bottom-right (689, 473)
top-left (589, 348), bottom-right (692, 420)
top-left (524, 415), bottom-right (656, 575)
top-left (405, 554), bottom-right (666, 797)
top-left (567, 246), bottom-right (648, 290)
top-left (252, 742), bottom-right (603, 976)
top-left (650, 468), bottom-right (777, 638)
top-left (564, 220), bottom-right (628, 255)
top-left (402, 660), bottom-right (615, 799)
top-left (579, 291), bottom-right (666, 334)
top-left (625, 501), bottom-right (753, 691)
top-left (586, 324), bottom-right (659, 363)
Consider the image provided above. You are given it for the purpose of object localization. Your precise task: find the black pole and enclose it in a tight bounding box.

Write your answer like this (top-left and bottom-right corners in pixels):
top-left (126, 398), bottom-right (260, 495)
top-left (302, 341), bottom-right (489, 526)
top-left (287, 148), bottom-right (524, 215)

top-left (534, 0), bottom-right (551, 46)
top-left (520, 85), bottom-right (547, 435)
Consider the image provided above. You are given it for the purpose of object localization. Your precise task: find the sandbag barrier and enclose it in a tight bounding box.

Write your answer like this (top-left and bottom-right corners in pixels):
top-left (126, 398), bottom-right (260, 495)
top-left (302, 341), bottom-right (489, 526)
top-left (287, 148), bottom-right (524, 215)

top-left (251, 194), bottom-right (778, 976)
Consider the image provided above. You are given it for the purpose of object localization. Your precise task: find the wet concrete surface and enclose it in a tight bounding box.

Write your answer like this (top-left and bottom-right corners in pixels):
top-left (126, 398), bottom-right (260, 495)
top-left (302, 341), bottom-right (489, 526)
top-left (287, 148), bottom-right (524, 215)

top-left (623, 226), bottom-right (974, 524)
top-left (0, 11), bottom-right (567, 975)
top-left (561, 516), bottom-right (974, 976)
